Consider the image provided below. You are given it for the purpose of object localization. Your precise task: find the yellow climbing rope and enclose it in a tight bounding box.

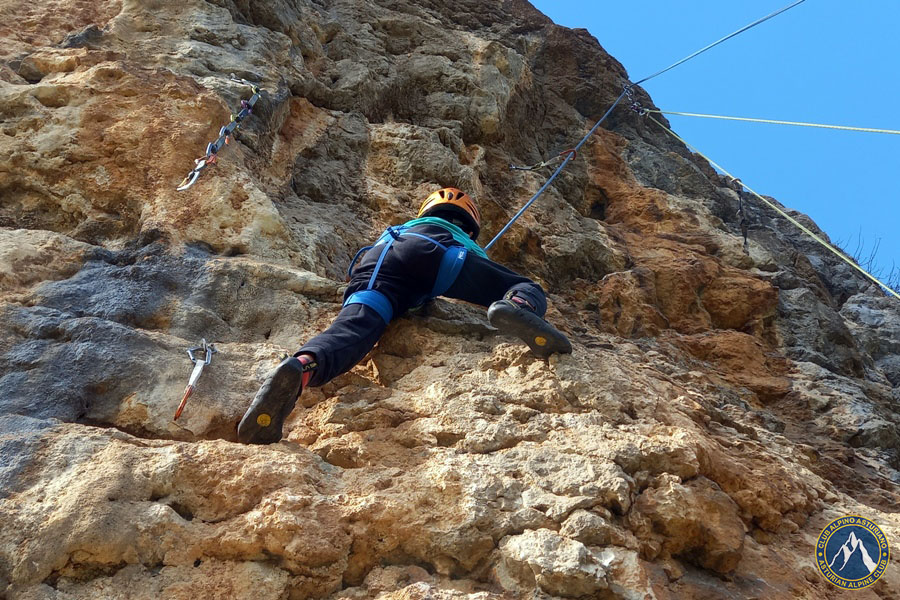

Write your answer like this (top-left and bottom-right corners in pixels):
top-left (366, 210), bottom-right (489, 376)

top-left (645, 114), bottom-right (900, 301)
top-left (648, 110), bottom-right (900, 136)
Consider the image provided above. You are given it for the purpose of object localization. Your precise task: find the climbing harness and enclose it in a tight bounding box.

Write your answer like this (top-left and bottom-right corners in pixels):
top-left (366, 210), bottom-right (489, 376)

top-left (643, 113), bottom-right (900, 301)
top-left (489, 0), bottom-right (808, 251)
top-left (345, 225), bottom-right (469, 323)
top-left (176, 74), bottom-right (263, 192)
top-left (173, 339), bottom-right (218, 420)
top-left (646, 110), bottom-right (900, 136)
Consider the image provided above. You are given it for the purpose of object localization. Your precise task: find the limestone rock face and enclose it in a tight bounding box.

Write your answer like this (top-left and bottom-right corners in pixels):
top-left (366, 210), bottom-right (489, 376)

top-left (495, 529), bottom-right (609, 597)
top-left (1, 1), bottom-right (899, 599)
top-left (628, 476), bottom-right (745, 574)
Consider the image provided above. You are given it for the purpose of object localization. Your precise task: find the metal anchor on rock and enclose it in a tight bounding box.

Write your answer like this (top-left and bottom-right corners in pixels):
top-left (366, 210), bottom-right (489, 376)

top-left (173, 339), bottom-right (218, 420)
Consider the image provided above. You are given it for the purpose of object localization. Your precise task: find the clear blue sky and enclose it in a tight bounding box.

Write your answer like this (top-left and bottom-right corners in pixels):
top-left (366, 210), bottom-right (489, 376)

top-left (530, 0), bottom-right (899, 286)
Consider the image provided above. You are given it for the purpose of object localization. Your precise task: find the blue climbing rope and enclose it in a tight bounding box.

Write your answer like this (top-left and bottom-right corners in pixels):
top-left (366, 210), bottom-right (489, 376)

top-left (485, 87), bottom-right (630, 251)
top-left (487, 0), bottom-right (808, 251)
top-left (633, 0), bottom-right (807, 86)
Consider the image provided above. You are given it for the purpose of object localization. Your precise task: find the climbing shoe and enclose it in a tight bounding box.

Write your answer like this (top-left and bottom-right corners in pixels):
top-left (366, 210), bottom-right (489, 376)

top-left (237, 356), bottom-right (306, 444)
top-left (488, 299), bottom-right (573, 358)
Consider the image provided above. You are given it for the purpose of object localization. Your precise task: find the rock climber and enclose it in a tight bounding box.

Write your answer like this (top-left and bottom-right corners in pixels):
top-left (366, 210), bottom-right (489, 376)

top-left (237, 187), bottom-right (572, 444)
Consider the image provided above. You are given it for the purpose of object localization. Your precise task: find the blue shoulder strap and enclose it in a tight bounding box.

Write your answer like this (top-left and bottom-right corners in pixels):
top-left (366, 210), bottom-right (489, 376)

top-left (344, 226), bottom-right (468, 323)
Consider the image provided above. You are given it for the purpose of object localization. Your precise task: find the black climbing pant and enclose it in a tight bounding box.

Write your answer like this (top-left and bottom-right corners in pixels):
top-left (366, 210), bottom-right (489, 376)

top-left (297, 224), bottom-right (545, 386)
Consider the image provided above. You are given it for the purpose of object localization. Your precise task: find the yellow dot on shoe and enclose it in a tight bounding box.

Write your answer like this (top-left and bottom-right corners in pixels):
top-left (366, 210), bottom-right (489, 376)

top-left (535, 336), bottom-right (547, 347)
top-left (257, 414), bottom-right (271, 427)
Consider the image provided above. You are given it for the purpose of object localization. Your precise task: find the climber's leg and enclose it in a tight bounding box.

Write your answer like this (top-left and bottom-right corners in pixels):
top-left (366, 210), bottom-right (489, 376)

top-left (443, 253), bottom-right (571, 357)
top-left (297, 303), bottom-right (388, 386)
top-left (444, 252), bottom-right (547, 314)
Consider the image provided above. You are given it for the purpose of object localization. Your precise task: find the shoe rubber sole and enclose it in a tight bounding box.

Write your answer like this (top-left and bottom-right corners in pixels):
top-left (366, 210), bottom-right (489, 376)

top-left (237, 357), bottom-right (304, 444)
top-left (488, 300), bottom-right (572, 358)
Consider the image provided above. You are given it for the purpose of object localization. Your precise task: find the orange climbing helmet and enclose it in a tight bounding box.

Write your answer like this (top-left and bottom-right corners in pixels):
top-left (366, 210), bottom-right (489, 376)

top-left (417, 187), bottom-right (481, 240)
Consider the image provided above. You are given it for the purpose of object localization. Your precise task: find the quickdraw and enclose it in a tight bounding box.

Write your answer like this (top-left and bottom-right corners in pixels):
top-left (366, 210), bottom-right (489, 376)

top-left (510, 148), bottom-right (577, 172)
top-left (176, 74), bottom-right (263, 192)
top-left (723, 176), bottom-right (750, 253)
top-left (624, 85), bottom-right (648, 116)
top-left (173, 339), bottom-right (218, 420)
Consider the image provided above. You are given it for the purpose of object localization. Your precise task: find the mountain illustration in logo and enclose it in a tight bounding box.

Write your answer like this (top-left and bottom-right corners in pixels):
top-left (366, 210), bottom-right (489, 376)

top-left (828, 531), bottom-right (878, 575)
